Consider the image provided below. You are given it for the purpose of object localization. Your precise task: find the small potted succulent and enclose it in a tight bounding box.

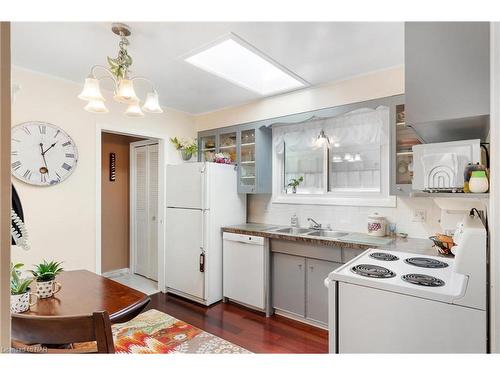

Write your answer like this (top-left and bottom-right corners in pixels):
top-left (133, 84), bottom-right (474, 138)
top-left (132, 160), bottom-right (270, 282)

top-left (287, 176), bottom-right (304, 194)
top-left (170, 137), bottom-right (198, 161)
top-left (30, 260), bottom-right (63, 299)
top-left (10, 263), bottom-right (37, 313)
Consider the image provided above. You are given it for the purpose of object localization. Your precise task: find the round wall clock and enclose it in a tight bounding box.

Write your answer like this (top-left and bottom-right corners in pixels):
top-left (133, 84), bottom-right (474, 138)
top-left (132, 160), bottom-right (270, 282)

top-left (11, 121), bottom-right (78, 186)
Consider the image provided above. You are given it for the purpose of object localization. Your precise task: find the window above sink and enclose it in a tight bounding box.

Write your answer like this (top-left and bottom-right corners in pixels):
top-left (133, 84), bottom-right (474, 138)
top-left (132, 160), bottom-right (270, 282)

top-left (271, 97), bottom-right (399, 207)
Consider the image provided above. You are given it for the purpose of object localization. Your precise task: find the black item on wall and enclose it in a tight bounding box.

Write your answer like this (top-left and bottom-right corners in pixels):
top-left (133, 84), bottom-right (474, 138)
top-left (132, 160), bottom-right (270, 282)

top-left (110, 152), bottom-right (116, 181)
top-left (12, 185), bottom-right (24, 245)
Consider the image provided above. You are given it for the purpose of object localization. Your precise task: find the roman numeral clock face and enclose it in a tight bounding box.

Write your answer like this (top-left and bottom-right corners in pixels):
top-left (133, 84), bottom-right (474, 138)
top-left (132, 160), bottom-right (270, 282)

top-left (11, 122), bottom-right (78, 186)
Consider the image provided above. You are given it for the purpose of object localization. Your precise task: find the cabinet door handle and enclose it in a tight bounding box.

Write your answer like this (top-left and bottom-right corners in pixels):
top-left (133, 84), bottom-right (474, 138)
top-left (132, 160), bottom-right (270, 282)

top-left (309, 265), bottom-right (314, 271)
top-left (298, 264), bottom-right (303, 270)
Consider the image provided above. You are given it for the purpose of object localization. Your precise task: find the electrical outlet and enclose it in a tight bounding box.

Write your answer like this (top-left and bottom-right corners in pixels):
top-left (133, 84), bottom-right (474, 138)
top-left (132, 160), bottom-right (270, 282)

top-left (412, 208), bottom-right (426, 223)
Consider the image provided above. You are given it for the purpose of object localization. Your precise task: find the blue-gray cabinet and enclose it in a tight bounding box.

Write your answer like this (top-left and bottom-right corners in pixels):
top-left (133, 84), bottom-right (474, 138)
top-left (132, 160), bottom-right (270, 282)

top-left (389, 95), bottom-right (424, 196)
top-left (198, 123), bottom-right (272, 194)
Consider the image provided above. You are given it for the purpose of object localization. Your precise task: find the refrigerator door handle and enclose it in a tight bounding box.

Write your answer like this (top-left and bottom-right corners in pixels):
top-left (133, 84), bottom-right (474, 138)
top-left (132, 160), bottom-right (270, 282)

top-left (200, 210), bottom-right (206, 274)
top-left (199, 250), bottom-right (205, 273)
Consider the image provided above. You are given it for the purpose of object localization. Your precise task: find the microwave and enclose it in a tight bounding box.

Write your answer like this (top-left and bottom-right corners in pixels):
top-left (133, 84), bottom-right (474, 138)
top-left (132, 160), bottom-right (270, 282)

top-left (412, 139), bottom-right (482, 192)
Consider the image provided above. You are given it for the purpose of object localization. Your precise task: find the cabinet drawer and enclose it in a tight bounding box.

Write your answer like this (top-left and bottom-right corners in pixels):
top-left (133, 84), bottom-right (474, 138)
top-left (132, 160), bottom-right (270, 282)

top-left (271, 239), bottom-right (342, 263)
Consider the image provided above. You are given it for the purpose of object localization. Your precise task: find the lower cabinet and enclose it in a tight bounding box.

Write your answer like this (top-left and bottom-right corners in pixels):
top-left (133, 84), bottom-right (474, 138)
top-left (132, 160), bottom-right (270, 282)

top-left (272, 252), bottom-right (305, 316)
top-left (306, 258), bottom-right (342, 325)
top-left (272, 252), bottom-right (342, 326)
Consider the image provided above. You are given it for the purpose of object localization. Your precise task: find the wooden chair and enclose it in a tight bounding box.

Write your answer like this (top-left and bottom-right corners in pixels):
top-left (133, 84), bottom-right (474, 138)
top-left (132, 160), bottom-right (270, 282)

top-left (11, 311), bottom-right (115, 353)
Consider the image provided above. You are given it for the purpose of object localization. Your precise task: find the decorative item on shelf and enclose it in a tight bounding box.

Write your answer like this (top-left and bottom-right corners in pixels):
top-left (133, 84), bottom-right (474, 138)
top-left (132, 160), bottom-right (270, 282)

top-left (30, 260), bottom-right (63, 299)
top-left (78, 23), bottom-right (163, 116)
top-left (463, 163), bottom-right (486, 193)
top-left (469, 170), bottom-right (489, 193)
top-left (109, 152), bottom-right (116, 181)
top-left (214, 152), bottom-right (232, 164)
top-left (367, 213), bottom-right (386, 237)
top-left (10, 263), bottom-right (37, 313)
top-left (287, 176), bottom-right (304, 194)
top-left (429, 234), bottom-right (456, 256)
top-left (388, 223), bottom-right (397, 238)
top-left (170, 137), bottom-right (198, 162)
top-left (396, 109), bottom-right (405, 125)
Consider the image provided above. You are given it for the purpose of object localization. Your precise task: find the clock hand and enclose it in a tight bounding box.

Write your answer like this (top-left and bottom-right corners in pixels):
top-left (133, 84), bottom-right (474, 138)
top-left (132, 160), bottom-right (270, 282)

top-left (42, 142), bottom-right (57, 155)
top-left (39, 143), bottom-right (49, 175)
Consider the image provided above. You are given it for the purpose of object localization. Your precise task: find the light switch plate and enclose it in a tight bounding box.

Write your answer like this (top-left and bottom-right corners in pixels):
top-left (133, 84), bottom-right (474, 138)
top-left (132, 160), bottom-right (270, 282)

top-left (412, 208), bottom-right (426, 222)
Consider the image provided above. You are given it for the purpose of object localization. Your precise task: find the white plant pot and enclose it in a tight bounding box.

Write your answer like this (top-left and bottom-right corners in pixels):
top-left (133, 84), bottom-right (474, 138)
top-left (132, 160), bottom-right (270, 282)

top-left (11, 288), bottom-right (38, 314)
top-left (36, 279), bottom-right (62, 299)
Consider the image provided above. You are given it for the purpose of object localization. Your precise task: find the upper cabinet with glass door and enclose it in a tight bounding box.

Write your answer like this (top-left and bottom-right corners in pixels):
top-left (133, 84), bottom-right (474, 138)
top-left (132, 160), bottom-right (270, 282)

top-left (198, 125), bottom-right (272, 193)
top-left (218, 130), bottom-right (237, 164)
top-left (239, 129), bottom-right (256, 192)
top-left (390, 98), bottom-right (423, 195)
top-left (237, 126), bottom-right (272, 194)
top-left (199, 131), bottom-right (217, 162)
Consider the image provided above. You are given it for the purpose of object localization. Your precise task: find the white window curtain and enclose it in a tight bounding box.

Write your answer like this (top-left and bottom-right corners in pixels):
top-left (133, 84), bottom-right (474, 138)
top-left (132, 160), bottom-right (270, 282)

top-left (273, 106), bottom-right (389, 154)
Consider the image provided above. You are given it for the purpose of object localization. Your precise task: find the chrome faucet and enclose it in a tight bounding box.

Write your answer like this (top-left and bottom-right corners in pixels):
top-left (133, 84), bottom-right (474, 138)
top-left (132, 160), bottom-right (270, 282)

top-left (307, 218), bottom-right (322, 230)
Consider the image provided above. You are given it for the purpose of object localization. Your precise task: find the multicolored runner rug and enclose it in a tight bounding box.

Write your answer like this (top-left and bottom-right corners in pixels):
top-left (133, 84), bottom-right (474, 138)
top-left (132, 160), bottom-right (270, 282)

top-left (111, 309), bottom-right (251, 354)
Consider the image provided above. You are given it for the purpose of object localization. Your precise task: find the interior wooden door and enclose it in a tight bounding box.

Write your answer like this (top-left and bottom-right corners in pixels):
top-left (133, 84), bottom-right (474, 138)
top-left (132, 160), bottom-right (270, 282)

top-left (132, 142), bottom-right (159, 281)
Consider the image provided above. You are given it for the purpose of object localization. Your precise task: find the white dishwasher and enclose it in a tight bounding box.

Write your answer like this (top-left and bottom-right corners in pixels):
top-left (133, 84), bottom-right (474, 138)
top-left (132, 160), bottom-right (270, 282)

top-left (223, 232), bottom-right (270, 315)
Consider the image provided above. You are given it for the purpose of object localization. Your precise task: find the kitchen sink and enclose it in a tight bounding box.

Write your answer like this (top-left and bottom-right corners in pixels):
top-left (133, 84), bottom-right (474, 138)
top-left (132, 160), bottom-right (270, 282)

top-left (307, 230), bottom-right (349, 238)
top-left (272, 227), bottom-right (313, 235)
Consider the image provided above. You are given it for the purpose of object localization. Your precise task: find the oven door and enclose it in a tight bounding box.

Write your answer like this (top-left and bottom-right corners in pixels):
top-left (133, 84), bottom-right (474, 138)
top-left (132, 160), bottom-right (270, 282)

top-left (338, 282), bottom-right (486, 353)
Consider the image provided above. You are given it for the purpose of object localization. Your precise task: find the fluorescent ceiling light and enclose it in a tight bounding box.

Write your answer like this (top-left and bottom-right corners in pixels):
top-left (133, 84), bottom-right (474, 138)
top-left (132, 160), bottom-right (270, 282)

top-left (185, 36), bottom-right (307, 96)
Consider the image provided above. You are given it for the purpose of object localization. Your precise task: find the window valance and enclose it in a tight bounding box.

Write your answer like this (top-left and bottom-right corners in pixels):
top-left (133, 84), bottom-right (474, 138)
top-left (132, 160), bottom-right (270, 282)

top-left (272, 106), bottom-right (389, 154)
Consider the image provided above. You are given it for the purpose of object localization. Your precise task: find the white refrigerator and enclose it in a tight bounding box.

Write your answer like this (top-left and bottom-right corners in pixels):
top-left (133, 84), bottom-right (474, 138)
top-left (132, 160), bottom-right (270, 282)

top-left (165, 162), bottom-right (246, 305)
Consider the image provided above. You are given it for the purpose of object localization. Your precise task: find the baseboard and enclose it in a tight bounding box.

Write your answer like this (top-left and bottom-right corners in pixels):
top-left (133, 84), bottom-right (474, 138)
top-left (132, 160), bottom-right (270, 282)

top-left (102, 268), bottom-right (130, 278)
top-left (166, 287), bottom-right (210, 306)
top-left (274, 309), bottom-right (328, 330)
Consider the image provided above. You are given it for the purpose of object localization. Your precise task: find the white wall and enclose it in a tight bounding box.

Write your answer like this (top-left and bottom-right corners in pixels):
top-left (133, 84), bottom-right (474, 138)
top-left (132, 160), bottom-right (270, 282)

top-left (194, 66), bottom-right (443, 238)
top-left (10, 67), bottom-right (196, 271)
top-left (195, 66), bottom-right (405, 131)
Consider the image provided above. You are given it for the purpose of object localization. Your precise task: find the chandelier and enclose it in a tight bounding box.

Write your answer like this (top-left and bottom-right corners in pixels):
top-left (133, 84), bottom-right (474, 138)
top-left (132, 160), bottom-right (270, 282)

top-left (78, 23), bottom-right (163, 116)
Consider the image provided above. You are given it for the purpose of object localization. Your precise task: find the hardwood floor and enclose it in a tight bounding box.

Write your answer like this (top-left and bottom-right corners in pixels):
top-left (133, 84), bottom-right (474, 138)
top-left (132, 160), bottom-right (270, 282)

top-left (147, 292), bottom-right (328, 353)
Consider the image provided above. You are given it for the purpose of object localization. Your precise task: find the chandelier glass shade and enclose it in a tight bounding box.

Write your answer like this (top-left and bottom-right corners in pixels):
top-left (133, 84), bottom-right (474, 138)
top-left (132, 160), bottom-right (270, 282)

top-left (125, 102), bottom-right (145, 117)
top-left (84, 99), bottom-right (109, 113)
top-left (78, 23), bottom-right (163, 116)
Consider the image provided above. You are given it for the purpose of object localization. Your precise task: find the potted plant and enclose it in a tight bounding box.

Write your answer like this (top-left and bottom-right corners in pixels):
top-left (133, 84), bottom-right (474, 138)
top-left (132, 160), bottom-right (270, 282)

top-left (287, 176), bottom-right (304, 194)
top-left (10, 263), bottom-right (37, 313)
top-left (30, 260), bottom-right (63, 299)
top-left (170, 137), bottom-right (198, 161)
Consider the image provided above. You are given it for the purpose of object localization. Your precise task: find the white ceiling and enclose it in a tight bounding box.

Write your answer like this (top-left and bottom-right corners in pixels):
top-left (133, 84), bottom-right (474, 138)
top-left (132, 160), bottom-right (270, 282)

top-left (11, 22), bottom-right (404, 114)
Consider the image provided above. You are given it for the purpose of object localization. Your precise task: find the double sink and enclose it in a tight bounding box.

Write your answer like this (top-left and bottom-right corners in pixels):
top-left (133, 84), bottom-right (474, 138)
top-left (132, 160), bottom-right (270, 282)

top-left (264, 226), bottom-right (349, 239)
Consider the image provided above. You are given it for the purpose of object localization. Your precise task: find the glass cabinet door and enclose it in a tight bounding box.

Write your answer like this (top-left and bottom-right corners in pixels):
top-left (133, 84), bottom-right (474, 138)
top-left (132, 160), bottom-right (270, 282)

top-left (395, 104), bottom-right (421, 186)
top-left (200, 134), bottom-right (216, 162)
top-left (218, 131), bottom-right (237, 164)
top-left (239, 129), bottom-right (256, 191)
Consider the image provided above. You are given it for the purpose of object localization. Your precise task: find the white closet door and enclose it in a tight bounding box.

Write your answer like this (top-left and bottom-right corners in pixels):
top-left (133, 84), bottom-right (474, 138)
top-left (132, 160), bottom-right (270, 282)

top-left (134, 146), bottom-right (150, 278)
top-left (147, 144), bottom-right (159, 281)
top-left (132, 143), bottom-right (159, 281)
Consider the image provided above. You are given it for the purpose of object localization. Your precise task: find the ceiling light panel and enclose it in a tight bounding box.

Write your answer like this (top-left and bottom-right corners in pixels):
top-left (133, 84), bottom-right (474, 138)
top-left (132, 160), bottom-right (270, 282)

top-left (185, 36), bottom-right (307, 96)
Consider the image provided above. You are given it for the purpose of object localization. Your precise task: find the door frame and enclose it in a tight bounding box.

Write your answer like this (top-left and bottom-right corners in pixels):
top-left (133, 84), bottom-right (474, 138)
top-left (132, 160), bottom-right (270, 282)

top-left (129, 139), bottom-right (159, 280)
top-left (95, 122), bottom-right (167, 293)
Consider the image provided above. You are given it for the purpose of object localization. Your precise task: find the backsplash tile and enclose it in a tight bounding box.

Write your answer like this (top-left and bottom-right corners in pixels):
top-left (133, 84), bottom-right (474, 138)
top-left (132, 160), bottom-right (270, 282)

top-left (247, 195), bottom-right (443, 239)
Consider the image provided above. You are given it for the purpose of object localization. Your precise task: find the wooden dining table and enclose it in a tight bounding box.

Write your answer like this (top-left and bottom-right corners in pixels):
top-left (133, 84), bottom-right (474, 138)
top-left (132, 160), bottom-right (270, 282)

top-left (17, 270), bottom-right (151, 323)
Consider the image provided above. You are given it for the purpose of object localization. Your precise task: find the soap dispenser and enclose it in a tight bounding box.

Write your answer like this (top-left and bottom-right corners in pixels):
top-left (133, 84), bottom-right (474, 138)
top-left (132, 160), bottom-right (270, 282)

top-left (291, 213), bottom-right (299, 228)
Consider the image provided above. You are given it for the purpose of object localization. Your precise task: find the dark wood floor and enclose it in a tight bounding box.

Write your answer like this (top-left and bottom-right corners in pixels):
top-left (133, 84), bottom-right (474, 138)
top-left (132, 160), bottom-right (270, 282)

top-left (147, 292), bottom-right (328, 353)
